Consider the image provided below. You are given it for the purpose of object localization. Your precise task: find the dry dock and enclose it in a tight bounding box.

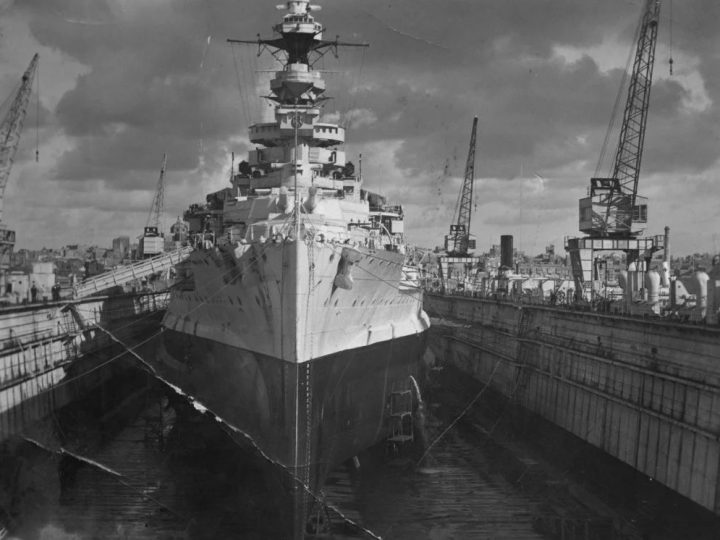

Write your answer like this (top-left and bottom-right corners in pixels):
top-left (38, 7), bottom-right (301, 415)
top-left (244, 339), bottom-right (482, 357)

top-left (7, 359), bottom-right (720, 540)
top-left (0, 291), bottom-right (169, 441)
top-left (0, 248), bottom-right (192, 443)
top-left (0, 374), bottom-right (554, 540)
top-left (425, 291), bottom-right (720, 518)
top-left (4, 287), bottom-right (720, 538)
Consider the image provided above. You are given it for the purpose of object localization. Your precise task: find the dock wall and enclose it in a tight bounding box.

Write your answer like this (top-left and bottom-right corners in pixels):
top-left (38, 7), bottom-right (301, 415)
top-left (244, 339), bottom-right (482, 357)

top-left (425, 293), bottom-right (720, 515)
top-left (0, 292), bottom-right (168, 441)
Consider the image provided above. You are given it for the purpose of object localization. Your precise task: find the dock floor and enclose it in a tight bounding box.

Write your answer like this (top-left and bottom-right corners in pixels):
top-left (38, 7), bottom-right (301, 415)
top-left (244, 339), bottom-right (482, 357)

top-left (6, 366), bottom-right (720, 539)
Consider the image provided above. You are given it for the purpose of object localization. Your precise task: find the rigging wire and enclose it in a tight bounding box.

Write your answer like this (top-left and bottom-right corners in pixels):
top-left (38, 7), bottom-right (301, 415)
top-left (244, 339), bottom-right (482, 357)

top-left (668, 0), bottom-right (674, 75)
top-left (35, 59), bottom-right (39, 162)
top-left (344, 46), bottom-right (367, 132)
top-left (416, 358), bottom-right (503, 466)
top-left (247, 46), bottom-right (260, 121)
top-left (236, 44), bottom-right (250, 124)
top-left (230, 43), bottom-right (251, 126)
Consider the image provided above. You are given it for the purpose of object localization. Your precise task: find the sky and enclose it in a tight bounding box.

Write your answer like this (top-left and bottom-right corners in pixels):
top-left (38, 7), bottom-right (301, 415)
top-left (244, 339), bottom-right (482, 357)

top-left (0, 0), bottom-right (718, 257)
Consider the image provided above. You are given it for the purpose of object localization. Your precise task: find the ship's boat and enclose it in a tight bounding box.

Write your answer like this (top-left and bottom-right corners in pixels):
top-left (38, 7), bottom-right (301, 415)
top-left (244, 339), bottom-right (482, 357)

top-left (154, 1), bottom-right (429, 536)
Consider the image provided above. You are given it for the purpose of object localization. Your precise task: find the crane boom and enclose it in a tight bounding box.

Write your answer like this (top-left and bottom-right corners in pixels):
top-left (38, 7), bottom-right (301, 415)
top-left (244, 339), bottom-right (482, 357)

top-left (0, 54), bottom-right (39, 223)
top-left (613, 0), bottom-right (660, 206)
top-left (446, 116), bottom-right (478, 256)
top-left (146, 153), bottom-right (167, 230)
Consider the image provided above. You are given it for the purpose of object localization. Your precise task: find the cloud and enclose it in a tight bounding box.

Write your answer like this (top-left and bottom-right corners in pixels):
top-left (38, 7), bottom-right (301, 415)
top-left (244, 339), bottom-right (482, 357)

top-left (0, 0), bottom-right (715, 255)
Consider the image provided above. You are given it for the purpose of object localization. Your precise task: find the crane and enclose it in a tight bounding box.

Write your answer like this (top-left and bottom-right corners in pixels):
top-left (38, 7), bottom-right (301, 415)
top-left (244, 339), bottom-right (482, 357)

top-left (146, 153), bottom-right (167, 231)
top-left (438, 116), bottom-right (480, 292)
top-left (566, 0), bottom-right (664, 300)
top-left (581, 0), bottom-right (660, 238)
top-left (139, 154), bottom-right (167, 258)
top-left (445, 116), bottom-right (478, 256)
top-left (0, 54), bottom-right (39, 269)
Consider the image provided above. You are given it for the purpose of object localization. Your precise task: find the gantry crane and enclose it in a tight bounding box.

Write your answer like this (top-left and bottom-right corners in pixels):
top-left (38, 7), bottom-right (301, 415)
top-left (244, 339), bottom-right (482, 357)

top-left (566, 0), bottom-right (664, 300)
top-left (139, 154), bottom-right (167, 258)
top-left (439, 116), bottom-right (480, 291)
top-left (0, 54), bottom-right (39, 270)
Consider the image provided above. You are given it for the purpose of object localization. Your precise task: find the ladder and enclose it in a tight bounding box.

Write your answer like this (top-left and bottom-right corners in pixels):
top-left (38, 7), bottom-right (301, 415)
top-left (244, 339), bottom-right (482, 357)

top-left (387, 385), bottom-right (414, 445)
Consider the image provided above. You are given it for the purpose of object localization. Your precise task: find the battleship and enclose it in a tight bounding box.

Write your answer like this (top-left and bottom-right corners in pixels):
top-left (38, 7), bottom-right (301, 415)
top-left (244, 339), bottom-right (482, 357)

top-left (152, 1), bottom-right (429, 536)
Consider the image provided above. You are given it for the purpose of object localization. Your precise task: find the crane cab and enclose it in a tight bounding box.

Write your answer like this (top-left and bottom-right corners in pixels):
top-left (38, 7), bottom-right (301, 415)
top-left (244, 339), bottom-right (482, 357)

top-left (139, 226), bottom-right (165, 259)
top-left (579, 177), bottom-right (648, 237)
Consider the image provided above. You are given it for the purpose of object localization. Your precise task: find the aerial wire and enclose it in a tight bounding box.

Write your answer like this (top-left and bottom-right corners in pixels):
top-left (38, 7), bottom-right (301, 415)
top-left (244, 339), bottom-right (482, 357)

top-left (198, 32), bottom-right (213, 164)
top-left (668, 0), bottom-right (674, 75)
top-left (345, 46), bottom-right (367, 133)
top-left (35, 57), bottom-right (39, 162)
top-left (243, 44), bottom-right (255, 124)
top-left (248, 44), bottom-right (260, 122)
top-left (230, 44), bottom-right (250, 125)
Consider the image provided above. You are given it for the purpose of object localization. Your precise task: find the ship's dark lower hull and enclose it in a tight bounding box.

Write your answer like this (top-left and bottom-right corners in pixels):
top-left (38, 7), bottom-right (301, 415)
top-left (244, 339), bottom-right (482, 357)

top-left (155, 328), bottom-right (428, 537)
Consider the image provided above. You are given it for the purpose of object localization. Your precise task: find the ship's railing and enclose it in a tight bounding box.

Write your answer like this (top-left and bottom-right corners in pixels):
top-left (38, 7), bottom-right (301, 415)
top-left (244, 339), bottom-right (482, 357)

top-left (73, 246), bottom-right (193, 299)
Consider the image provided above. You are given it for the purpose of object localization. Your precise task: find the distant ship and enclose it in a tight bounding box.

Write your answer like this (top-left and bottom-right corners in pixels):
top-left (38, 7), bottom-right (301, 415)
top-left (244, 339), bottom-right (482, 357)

top-left (154, 1), bottom-right (429, 536)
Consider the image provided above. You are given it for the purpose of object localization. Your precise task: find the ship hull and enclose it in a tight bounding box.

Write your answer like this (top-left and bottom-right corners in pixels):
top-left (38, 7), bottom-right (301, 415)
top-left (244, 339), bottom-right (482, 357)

top-left (155, 326), bottom-right (427, 534)
top-left (160, 215), bottom-right (429, 535)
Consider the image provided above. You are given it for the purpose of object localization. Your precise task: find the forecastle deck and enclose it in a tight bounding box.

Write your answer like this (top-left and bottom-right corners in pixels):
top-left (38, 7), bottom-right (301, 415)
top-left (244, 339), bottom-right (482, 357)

top-left (164, 231), bottom-right (429, 363)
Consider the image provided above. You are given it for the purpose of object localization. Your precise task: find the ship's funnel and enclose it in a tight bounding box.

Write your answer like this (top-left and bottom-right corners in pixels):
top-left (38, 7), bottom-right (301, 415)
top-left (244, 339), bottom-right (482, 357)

top-left (500, 235), bottom-right (513, 270)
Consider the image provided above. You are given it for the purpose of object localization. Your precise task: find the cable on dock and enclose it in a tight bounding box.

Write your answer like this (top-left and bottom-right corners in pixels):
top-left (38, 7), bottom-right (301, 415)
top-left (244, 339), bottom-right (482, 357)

top-left (416, 358), bottom-right (502, 466)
